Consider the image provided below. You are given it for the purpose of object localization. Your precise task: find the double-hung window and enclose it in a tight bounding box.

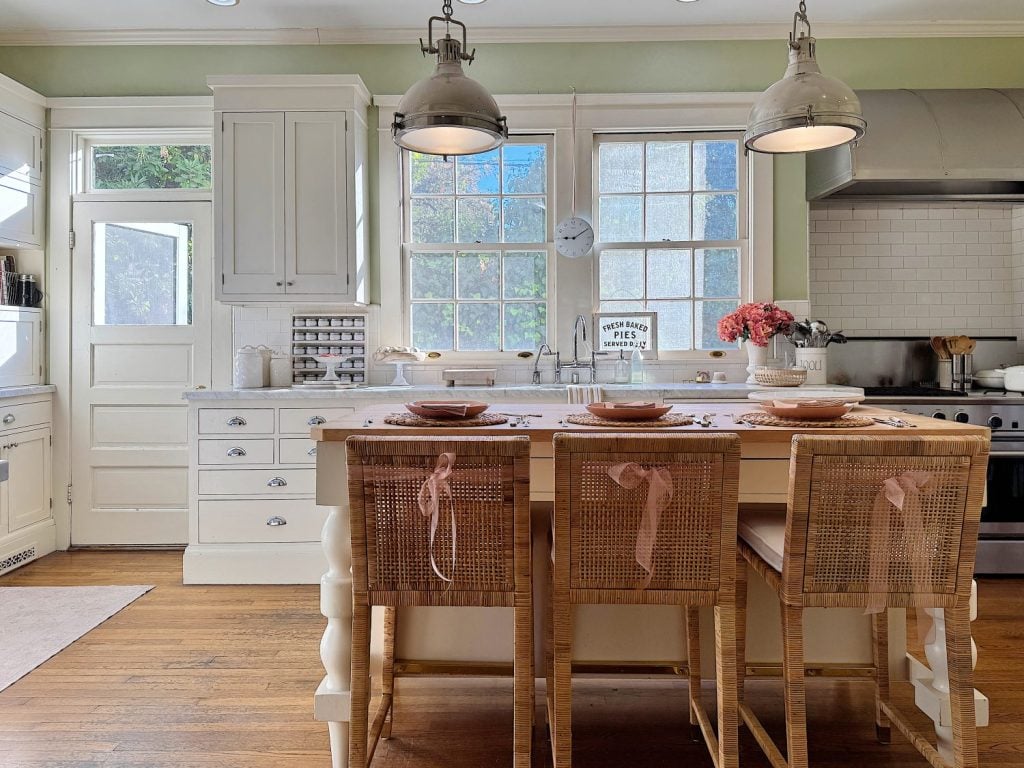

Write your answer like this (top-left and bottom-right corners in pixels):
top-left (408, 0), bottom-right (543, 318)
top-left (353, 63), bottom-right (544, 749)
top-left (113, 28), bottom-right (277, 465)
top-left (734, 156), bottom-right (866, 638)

top-left (594, 132), bottom-right (747, 352)
top-left (402, 136), bottom-right (553, 352)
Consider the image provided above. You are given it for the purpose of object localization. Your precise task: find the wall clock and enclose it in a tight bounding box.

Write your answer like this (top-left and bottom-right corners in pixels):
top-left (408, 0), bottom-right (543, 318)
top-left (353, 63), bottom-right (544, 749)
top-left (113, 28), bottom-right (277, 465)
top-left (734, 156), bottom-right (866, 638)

top-left (555, 88), bottom-right (594, 259)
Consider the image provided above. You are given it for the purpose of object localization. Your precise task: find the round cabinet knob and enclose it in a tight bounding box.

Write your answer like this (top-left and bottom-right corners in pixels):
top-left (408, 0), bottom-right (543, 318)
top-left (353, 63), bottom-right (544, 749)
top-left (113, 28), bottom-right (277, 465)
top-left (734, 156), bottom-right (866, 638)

top-left (954, 412), bottom-right (970, 424)
top-left (988, 415), bottom-right (1003, 430)
top-left (2, 414), bottom-right (14, 425)
top-left (267, 477), bottom-right (288, 488)
top-left (931, 411), bottom-right (947, 420)
top-left (266, 516), bottom-right (287, 527)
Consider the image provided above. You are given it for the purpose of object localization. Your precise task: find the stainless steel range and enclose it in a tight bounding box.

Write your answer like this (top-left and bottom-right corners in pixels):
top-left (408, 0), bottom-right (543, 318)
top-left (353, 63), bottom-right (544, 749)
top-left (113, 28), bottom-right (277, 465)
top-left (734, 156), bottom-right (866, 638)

top-left (815, 336), bottom-right (1024, 574)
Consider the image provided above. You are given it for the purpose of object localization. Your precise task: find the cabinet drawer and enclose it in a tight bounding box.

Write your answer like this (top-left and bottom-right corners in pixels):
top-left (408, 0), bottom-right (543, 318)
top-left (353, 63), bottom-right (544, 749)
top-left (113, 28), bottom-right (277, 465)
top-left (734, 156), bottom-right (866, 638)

top-left (0, 400), bottom-right (50, 432)
top-left (280, 437), bottom-right (318, 465)
top-left (198, 467), bottom-right (315, 496)
top-left (198, 499), bottom-right (327, 543)
top-left (279, 407), bottom-right (354, 435)
top-left (198, 438), bottom-right (275, 465)
top-left (198, 408), bottom-right (275, 435)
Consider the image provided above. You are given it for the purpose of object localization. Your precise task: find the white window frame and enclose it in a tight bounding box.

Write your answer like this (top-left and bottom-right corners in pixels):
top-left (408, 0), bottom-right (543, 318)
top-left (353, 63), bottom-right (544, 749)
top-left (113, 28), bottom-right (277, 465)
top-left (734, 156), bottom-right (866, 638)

top-left (375, 92), bottom-right (774, 366)
top-left (82, 132), bottom-right (213, 194)
top-left (593, 130), bottom-right (750, 357)
top-left (401, 134), bottom-right (555, 355)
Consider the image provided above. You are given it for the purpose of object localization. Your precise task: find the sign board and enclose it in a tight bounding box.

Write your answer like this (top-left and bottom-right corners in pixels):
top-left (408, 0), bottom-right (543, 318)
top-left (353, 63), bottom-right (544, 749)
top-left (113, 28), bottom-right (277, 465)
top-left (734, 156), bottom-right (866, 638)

top-left (593, 312), bottom-right (658, 358)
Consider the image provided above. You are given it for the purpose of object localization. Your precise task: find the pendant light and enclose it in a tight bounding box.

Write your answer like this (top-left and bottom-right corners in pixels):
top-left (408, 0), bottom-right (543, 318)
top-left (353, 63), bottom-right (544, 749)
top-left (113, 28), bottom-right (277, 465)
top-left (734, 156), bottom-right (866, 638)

top-left (392, 0), bottom-right (507, 157)
top-left (744, 1), bottom-right (865, 154)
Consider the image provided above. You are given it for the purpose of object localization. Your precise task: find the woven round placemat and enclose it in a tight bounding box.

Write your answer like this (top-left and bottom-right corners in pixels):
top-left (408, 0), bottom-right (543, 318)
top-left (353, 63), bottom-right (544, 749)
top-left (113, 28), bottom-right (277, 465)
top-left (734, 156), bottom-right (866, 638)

top-left (564, 413), bottom-right (695, 428)
top-left (739, 412), bottom-right (874, 428)
top-left (383, 412), bottom-right (509, 428)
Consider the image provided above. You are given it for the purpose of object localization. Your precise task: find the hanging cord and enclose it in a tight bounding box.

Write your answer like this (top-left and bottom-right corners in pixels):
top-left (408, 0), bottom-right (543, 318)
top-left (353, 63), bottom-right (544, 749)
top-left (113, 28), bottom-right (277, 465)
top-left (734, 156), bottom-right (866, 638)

top-left (570, 87), bottom-right (578, 216)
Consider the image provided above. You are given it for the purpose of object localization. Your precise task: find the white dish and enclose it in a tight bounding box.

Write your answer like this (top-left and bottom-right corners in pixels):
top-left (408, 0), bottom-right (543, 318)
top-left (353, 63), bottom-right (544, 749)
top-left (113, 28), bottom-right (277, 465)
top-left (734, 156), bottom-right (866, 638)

top-left (1004, 366), bottom-right (1024, 392)
top-left (748, 389), bottom-right (865, 403)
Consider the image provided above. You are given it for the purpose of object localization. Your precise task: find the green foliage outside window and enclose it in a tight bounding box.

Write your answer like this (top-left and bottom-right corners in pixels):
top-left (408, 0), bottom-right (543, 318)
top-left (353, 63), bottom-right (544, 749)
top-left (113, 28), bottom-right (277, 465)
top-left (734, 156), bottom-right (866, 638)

top-left (92, 145), bottom-right (212, 190)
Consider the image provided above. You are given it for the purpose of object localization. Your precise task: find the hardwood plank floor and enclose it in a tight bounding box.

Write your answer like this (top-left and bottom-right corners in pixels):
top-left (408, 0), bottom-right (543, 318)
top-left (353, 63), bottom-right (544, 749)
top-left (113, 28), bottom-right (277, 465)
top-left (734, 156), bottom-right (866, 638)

top-left (1, 551), bottom-right (1021, 767)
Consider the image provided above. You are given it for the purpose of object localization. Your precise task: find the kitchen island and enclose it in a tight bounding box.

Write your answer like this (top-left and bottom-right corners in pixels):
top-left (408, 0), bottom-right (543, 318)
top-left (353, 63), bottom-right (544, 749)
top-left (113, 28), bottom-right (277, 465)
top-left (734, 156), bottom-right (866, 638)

top-left (311, 403), bottom-right (989, 768)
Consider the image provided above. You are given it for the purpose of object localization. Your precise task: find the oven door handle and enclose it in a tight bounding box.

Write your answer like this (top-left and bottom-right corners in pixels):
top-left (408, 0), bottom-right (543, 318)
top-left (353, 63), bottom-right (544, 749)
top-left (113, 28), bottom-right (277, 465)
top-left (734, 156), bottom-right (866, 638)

top-left (992, 451), bottom-right (1024, 457)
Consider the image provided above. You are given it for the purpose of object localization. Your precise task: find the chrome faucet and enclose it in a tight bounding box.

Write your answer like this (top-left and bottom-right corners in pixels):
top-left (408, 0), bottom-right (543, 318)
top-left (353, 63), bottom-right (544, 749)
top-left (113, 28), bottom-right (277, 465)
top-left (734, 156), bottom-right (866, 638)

top-left (532, 344), bottom-right (559, 384)
top-left (561, 314), bottom-right (606, 384)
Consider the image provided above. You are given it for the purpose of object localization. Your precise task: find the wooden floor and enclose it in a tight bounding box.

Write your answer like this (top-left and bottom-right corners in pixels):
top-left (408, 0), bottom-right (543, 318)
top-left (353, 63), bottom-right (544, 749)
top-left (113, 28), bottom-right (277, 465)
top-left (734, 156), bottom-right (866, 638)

top-left (1, 551), bottom-right (1021, 768)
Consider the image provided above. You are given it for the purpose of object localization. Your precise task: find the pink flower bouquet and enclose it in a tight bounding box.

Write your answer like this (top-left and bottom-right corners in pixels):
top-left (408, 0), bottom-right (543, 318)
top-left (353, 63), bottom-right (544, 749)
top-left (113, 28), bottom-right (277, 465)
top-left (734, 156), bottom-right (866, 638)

top-left (717, 303), bottom-right (795, 348)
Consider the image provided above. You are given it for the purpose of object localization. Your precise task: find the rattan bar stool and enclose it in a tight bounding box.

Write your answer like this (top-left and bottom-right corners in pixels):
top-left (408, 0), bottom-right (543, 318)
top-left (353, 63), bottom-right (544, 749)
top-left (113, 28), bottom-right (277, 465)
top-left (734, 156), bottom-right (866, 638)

top-left (549, 433), bottom-right (742, 768)
top-left (346, 435), bottom-right (533, 768)
top-left (736, 434), bottom-right (989, 768)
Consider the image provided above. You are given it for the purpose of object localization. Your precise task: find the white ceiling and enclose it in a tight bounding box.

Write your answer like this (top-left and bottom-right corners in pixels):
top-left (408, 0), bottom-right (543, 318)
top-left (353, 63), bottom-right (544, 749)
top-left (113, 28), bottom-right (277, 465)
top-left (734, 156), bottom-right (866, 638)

top-left (0, 0), bottom-right (1021, 43)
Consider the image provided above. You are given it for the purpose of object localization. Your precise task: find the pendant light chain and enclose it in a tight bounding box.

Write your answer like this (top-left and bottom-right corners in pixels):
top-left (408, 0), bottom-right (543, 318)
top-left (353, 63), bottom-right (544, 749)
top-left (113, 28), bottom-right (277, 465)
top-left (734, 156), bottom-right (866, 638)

top-left (570, 87), bottom-right (578, 216)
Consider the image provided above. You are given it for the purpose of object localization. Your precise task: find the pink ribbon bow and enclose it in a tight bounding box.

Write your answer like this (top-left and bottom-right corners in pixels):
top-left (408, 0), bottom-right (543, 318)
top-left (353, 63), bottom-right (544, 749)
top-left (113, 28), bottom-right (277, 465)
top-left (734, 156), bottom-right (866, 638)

top-left (417, 453), bottom-right (457, 583)
top-left (607, 462), bottom-right (675, 588)
top-left (866, 470), bottom-right (936, 614)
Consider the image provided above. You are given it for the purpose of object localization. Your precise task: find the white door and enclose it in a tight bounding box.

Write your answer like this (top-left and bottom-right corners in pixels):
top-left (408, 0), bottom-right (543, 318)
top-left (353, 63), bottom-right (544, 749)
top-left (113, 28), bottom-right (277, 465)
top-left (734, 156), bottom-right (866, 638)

top-left (286, 111), bottom-right (350, 295)
top-left (4, 426), bottom-right (51, 532)
top-left (71, 201), bottom-right (212, 545)
top-left (218, 112), bottom-right (285, 297)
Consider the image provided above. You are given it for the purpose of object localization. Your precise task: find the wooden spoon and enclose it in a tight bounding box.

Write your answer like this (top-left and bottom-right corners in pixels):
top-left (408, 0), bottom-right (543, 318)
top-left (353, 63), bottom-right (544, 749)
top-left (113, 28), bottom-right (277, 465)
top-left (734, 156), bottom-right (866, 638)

top-left (930, 336), bottom-right (948, 359)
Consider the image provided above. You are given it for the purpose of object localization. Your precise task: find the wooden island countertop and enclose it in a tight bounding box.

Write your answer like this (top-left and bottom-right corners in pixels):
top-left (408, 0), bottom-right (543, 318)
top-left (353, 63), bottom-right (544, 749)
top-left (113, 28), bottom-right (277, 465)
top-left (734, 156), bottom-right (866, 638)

top-left (311, 402), bottom-right (989, 443)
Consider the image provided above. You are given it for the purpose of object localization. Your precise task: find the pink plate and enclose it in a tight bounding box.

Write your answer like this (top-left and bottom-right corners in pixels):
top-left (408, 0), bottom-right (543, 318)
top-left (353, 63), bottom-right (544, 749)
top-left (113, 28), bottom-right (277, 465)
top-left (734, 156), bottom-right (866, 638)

top-left (759, 401), bottom-right (856, 420)
top-left (585, 402), bottom-right (672, 421)
top-left (404, 401), bottom-right (489, 419)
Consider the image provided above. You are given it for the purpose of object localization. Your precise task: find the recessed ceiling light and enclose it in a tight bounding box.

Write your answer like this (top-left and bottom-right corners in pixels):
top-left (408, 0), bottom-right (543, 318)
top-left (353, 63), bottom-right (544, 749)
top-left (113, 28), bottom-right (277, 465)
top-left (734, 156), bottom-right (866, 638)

top-left (676, 0), bottom-right (700, 3)
top-left (207, 0), bottom-right (239, 6)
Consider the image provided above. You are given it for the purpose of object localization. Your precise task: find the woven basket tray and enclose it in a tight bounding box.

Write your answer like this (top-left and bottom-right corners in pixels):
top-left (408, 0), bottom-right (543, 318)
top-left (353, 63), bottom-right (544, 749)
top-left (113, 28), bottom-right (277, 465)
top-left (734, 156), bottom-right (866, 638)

top-left (753, 367), bottom-right (808, 387)
top-left (383, 412), bottom-right (509, 428)
top-left (738, 412), bottom-right (873, 429)
top-left (564, 413), bottom-right (695, 428)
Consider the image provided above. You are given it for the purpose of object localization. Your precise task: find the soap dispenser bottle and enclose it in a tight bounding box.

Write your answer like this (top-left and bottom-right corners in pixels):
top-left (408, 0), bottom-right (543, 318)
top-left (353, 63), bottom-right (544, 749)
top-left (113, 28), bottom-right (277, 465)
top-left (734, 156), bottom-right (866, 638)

top-left (614, 350), bottom-right (630, 383)
top-left (630, 348), bottom-right (644, 384)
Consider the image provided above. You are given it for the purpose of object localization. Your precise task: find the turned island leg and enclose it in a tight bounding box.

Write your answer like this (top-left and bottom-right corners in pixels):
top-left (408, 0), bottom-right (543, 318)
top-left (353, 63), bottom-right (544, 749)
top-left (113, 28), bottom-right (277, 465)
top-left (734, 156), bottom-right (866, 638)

top-left (314, 442), bottom-right (354, 768)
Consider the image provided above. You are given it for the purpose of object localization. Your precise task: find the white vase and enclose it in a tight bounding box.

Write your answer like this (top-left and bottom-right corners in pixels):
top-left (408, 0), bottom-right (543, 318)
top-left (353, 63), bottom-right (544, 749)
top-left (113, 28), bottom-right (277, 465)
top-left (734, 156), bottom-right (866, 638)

top-left (744, 340), bottom-right (769, 384)
top-left (795, 347), bottom-right (828, 385)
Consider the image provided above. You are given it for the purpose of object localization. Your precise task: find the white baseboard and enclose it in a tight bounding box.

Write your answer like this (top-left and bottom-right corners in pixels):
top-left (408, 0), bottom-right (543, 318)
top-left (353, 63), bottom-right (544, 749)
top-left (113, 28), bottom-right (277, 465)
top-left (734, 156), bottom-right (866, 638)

top-left (182, 542), bottom-right (327, 584)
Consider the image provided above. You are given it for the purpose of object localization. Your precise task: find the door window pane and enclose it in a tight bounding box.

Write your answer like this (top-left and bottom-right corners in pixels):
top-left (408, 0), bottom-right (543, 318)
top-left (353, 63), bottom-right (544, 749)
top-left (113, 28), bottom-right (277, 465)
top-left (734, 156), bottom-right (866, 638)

top-left (93, 222), bottom-right (192, 326)
top-left (91, 145), bottom-right (211, 190)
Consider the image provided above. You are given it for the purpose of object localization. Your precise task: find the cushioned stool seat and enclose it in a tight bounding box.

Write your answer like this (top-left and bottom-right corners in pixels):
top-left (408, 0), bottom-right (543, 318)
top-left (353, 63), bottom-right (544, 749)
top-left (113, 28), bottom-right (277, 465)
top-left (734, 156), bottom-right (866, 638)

top-left (737, 509), bottom-right (785, 572)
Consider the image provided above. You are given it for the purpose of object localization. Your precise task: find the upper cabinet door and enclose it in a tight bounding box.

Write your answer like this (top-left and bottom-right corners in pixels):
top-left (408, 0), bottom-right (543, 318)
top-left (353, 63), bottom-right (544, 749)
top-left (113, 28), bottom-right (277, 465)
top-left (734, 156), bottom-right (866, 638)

top-left (218, 112), bottom-right (286, 296)
top-left (0, 111), bottom-right (43, 185)
top-left (285, 112), bottom-right (350, 296)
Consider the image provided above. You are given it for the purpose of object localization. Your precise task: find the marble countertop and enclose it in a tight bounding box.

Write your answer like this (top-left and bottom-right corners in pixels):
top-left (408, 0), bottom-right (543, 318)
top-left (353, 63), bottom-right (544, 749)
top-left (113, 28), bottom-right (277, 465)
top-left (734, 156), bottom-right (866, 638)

top-left (183, 382), bottom-right (864, 402)
top-left (0, 384), bottom-right (56, 399)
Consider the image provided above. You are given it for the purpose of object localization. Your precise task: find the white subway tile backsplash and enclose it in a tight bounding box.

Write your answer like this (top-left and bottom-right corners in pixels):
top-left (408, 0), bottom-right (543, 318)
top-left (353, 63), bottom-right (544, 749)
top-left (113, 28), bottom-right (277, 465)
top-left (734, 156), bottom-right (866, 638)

top-left (810, 202), bottom-right (1024, 344)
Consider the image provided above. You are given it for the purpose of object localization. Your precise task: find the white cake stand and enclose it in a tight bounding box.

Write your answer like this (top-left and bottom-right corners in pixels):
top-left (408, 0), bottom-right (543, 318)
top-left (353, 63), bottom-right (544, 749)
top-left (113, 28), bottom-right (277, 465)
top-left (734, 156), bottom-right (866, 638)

top-left (389, 361), bottom-right (410, 386)
top-left (312, 354), bottom-right (352, 383)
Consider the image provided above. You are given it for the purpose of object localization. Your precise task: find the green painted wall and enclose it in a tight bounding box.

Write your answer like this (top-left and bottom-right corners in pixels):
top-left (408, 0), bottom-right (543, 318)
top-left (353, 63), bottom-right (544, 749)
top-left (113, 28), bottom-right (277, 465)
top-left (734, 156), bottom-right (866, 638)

top-left (4, 37), bottom-right (1024, 300)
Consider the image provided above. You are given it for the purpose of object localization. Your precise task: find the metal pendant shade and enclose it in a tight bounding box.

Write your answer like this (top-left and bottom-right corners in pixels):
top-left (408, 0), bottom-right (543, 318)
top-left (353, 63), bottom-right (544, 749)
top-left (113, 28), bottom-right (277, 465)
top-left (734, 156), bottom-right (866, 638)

top-left (745, 1), bottom-right (865, 154)
top-left (393, 2), bottom-right (507, 157)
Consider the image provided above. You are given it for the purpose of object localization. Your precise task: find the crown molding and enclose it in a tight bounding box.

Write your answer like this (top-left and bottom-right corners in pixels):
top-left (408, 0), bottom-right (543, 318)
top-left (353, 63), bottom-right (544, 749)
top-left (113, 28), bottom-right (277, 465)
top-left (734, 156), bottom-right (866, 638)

top-left (0, 21), bottom-right (1022, 47)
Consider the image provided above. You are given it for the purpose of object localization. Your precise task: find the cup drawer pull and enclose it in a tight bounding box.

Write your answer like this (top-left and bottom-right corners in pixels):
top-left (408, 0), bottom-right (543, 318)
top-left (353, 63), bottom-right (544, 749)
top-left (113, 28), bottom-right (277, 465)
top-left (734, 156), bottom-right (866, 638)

top-left (307, 416), bottom-right (326, 426)
top-left (2, 414), bottom-right (14, 425)
top-left (267, 477), bottom-right (288, 488)
top-left (226, 416), bottom-right (247, 427)
top-left (266, 516), bottom-right (287, 526)
top-left (226, 447), bottom-right (247, 457)
top-left (307, 446), bottom-right (317, 456)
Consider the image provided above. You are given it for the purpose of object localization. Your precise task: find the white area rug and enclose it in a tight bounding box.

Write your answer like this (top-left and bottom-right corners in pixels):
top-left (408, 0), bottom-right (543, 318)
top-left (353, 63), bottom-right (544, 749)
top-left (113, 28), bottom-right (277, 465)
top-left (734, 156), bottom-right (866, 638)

top-left (0, 585), bottom-right (153, 691)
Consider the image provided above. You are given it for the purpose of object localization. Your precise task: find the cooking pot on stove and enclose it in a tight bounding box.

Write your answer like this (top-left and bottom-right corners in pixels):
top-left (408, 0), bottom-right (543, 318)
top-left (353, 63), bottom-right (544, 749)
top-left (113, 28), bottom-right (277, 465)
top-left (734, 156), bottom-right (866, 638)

top-left (1003, 366), bottom-right (1024, 392)
top-left (974, 368), bottom-right (1006, 390)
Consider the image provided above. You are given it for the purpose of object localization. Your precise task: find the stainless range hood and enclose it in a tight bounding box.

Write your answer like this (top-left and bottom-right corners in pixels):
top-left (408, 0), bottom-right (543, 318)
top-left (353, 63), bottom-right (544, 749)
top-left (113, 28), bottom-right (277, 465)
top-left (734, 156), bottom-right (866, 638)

top-left (806, 89), bottom-right (1024, 200)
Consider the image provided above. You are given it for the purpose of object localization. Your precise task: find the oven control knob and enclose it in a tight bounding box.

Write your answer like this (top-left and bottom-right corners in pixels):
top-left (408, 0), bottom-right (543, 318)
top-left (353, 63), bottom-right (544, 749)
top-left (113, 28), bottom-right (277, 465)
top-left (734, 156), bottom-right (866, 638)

top-left (931, 411), bottom-right (947, 420)
top-left (954, 411), bottom-right (970, 424)
top-left (988, 415), bottom-right (1003, 430)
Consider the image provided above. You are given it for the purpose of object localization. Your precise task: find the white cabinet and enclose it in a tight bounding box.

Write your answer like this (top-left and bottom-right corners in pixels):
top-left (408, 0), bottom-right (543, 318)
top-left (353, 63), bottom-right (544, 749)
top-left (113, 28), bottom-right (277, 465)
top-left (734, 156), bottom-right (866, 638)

top-left (0, 308), bottom-right (43, 387)
top-left (0, 393), bottom-right (55, 576)
top-left (211, 76), bottom-right (369, 304)
top-left (184, 397), bottom-right (355, 584)
top-left (0, 76), bottom-right (46, 249)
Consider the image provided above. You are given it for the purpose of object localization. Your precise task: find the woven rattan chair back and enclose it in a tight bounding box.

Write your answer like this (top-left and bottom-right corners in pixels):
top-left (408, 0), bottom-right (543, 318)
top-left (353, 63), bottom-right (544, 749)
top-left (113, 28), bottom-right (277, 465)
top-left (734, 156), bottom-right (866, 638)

top-left (783, 434), bottom-right (989, 608)
top-left (346, 435), bottom-right (531, 607)
top-left (554, 433), bottom-right (741, 602)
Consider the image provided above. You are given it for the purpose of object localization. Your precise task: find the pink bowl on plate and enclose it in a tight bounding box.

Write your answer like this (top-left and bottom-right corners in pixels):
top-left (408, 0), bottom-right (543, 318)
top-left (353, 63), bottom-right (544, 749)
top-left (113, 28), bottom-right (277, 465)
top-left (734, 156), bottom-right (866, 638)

top-left (585, 402), bottom-right (672, 421)
top-left (404, 401), bottom-right (489, 419)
